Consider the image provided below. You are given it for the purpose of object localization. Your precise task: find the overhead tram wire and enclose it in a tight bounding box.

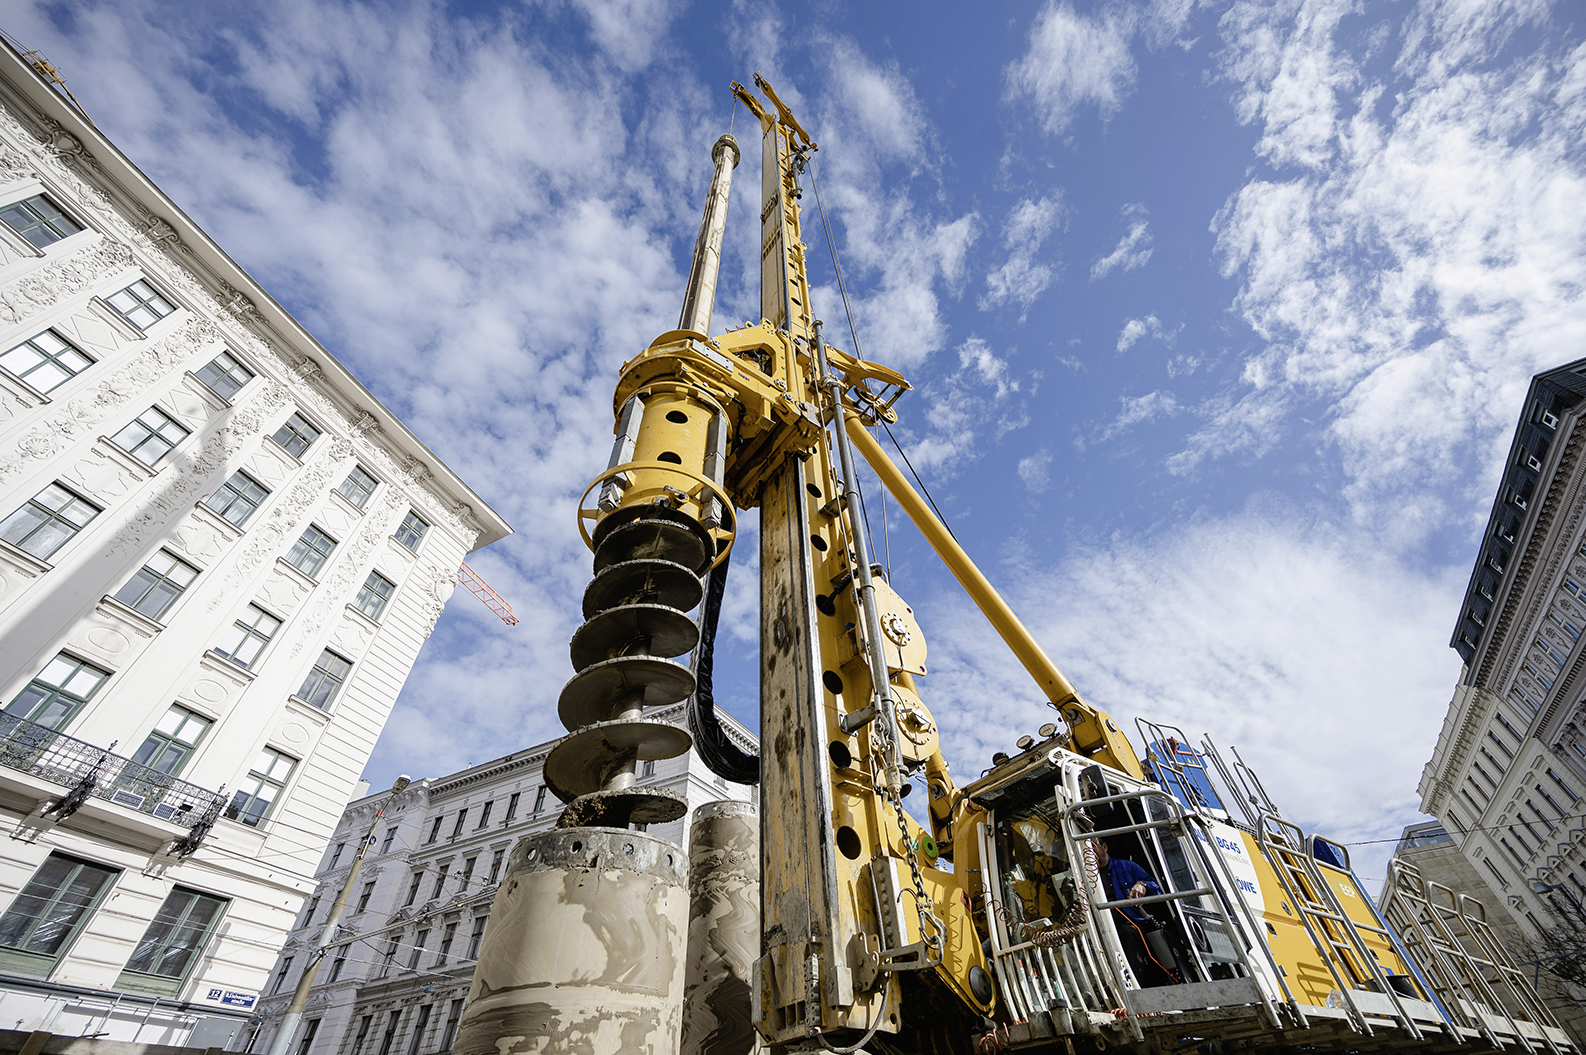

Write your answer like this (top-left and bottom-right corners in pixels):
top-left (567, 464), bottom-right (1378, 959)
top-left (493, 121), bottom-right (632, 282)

top-left (808, 158), bottom-right (959, 545)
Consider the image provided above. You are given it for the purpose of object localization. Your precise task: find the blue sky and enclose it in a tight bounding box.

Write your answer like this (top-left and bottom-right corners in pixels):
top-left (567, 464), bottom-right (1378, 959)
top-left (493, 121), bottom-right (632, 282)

top-left (12, 0), bottom-right (1586, 883)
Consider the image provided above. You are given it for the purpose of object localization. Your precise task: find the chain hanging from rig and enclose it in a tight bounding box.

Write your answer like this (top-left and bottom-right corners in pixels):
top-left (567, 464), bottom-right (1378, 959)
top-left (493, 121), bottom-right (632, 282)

top-left (871, 730), bottom-right (945, 965)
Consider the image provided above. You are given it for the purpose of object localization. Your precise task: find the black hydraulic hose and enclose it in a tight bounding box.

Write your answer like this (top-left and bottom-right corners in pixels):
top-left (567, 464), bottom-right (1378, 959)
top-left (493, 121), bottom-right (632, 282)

top-left (686, 549), bottom-right (761, 785)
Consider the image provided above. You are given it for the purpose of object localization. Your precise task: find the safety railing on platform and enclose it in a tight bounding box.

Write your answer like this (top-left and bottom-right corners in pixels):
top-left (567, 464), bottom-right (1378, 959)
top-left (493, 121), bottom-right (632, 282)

top-left (0, 712), bottom-right (224, 831)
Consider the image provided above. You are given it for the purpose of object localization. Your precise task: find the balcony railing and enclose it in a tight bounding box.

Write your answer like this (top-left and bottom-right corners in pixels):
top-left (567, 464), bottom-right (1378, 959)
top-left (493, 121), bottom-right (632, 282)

top-left (0, 712), bottom-right (225, 831)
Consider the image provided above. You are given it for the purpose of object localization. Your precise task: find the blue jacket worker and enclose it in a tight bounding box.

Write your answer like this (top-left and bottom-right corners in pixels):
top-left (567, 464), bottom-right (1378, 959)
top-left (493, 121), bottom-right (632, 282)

top-left (1095, 838), bottom-right (1161, 920)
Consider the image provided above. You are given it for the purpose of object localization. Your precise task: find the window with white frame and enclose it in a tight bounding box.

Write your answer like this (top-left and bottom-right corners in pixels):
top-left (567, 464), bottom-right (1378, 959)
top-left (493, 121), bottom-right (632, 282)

top-left (105, 280), bottom-right (176, 331)
top-left (117, 887), bottom-right (227, 994)
top-left (213, 604), bottom-right (281, 668)
top-left (298, 649), bottom-right (352, 709)
top-left (0, 854), bottom-right (117, 975)
top-left (112, 550), bottom-right (198, 621)
top-left (193, 351), bottom-right (254, 400)
top-left (5, 654), bottom-right (110, 729)
top-left (271, 411), bottom-right (321, 458)
top-left (285, 524), bottom-right (337, 579)
top-left (394, 510), bottom-right (428, 552)
top-left (130, 706), bottom-right (212, 776)
top-left (112, 407), bottom-right (190, 467)
top-left (0, 330), bottom-right (92, 392)
top-left (0, 482), bottom-right (101, 560)
top-left (226, 747), bottom-right (297, 827)
top-left (205, 471), bottom-right (270, 527)
top-left (0, 194), bottom-right (81, 248)
top-left (354, 571), bottom-right (395, 620)
top-left (466, 915), bottom-right (488, 959)
top-left (338, 465), bottom-right (379, 510)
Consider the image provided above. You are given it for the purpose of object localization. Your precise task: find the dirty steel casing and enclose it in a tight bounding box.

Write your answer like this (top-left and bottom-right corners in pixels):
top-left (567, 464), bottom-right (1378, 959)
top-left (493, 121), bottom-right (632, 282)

top-left (681, 800), bottom-right (762, 1055)
top-left (452, 828), bottom-right (688, 1055)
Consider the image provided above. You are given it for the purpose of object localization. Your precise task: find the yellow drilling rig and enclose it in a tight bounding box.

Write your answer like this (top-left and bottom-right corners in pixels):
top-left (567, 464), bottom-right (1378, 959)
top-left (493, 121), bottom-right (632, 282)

top-left (457, 76), bottom-right (1577, 1055)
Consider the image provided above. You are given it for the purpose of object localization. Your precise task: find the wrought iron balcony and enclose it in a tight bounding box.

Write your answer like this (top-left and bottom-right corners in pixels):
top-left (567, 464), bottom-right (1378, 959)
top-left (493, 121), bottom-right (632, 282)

top-left (0, 711), bottom-right (225, 832)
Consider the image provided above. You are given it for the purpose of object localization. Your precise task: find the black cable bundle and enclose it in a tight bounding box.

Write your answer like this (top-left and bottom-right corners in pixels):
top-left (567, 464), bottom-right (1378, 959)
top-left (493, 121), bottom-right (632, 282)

top-left (686, 550), bottom-right (760, 785)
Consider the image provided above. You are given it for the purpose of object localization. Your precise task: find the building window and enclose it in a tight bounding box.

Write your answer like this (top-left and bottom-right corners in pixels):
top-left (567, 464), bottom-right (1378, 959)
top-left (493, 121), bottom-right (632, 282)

top-left (354, 572), bottom-right (395, 621)
top-left (352, 1016), bottom-right (373, 1055)
top-left (118, 887), bottom-right (227, 993)
top-left (436, 922), bottom-right (457, 966)
top-left (381, 827), bottom-right (398, 854)
top-left (270, 955), bottom-right (295, 995)
top-left (0, 330), bottom-right (93, 393)
top-left (286, 524), bottom-right (337, 579)
top-left (460, 857), bottom-right (476, 889)
top-left (379, 937), bottom-right (399, 975)
top-left (206, 471), bottom-right (270, 527)
top-left (487, 849), bottom-right (504, 884)
top-left (271, 412), bottom-right (321, 459)
top-left (475, 801), bottom-right (493, 829)
top-left (330, 843), bottom-right (346, 868)
top-left (1547, 764), bottom-right (1573, 799)
top-left (0, 194), bottom-right (81, 248)
top-left (505, 792), bottom-right (520, 821)
top-left (194, 351), bottom-right (254, 400)
top-left (1487, 731), bottom-right (1514, 760)
top-left (394, 511), bottom-right (429, 552)
top-left (106, 279), bottom-right (176, 331)
top-left (1537, 782), bottom-right (1566, 817)
top-left (440, 999), bottom-right (464, 1052)
top-left (431, 863), bottom-right (450, 900)
top-left (640, 759), bottom-right (655, 778)
top-left (214, 604), bottom-right (281, 668)
top-left (296, 1018), bottom-right (320, 1055)
top-left (408, 930), bottom-right (428, 970)
top-left (1495, 711), bottom-right (1523, 742)
top-left (356, 881), bottom-right (376, 913)
top-left (1525, 801), bottom-right (1556, 831)
top-left (404, 1005), bottom-right (431, 1055)
top-left (226, 747), bottom-right (297, 827)
top-left (338, 465), bottom-right (379, 510)
top-left (5, 654), bottom-right (111, 729)
top-left (0, 482), bottom-right (101, 560)
top-left (131, 705), bottom-right (212, 776)
top-left (1499, 837), bottom-right (1526, 866)
top-left (466, 915), bottom-right (488, 960)
top-left (451, 810), bottom-right (468, 838)
top-left (112, 407), bottom-right (190, 467)
top-left (327, 955), bottom-right (345, 983)
top-left (1483, 858), bottom-right (1509, 890)
top-left (298, 650), bottom-right (352, 709)
top-left (1480, 747), bottom-right (1507, 775)
top-left (426, 817), bottom-right (443, 844)
top-left (377, 1011), bottom-right (403, 1055)
top-left (405, 872), bottom-right (423, 906)
top-left (1551, 610), bottom-right (1582, 640)
top-left (533, 787), bottom-right (547, 813)
top-left (301, 896), bottom-right (319, 929)
top-left (112, 550), bottom-right (198, 621)
top-left (0, 854), bottom-right (117, 974)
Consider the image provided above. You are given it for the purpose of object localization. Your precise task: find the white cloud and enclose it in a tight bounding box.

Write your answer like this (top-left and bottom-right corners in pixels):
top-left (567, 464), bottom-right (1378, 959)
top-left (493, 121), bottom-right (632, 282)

top-left (1117, 313), bottom-right (1167, 352)
top-left (982, 195), bottom-right (1064, 314)
top-left (903, 337), bottom-right (1031, 474)
top-left (1193, 0), bottom-right (1586, 545)
top-left (922, 511), bottom-right (1464, 882)
top-left (1018, 448), bottom-right (1053, 493)
top-left (1092, 389), bottom-right (1181, 444)
top-left (1092, 204), bottom-right (1154, 279)
top-left (1006, 2), bottom-right (1138, 136)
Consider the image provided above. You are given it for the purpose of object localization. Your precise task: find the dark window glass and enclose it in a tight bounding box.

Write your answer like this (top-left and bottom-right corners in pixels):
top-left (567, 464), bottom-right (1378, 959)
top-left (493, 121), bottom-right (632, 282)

top-left (394, 511), bottom-right (428, 551)
top-left (286, 524), bottom-right (337, 578)
top-left (106, 280), bottom-right (176, 331)
top-left (0, 854), bottom-right (116, 959)
top-left (271, 412), bottom-right (321, 458)
top-left (298, 650), bottom-right (352, 709)
top-left (193, 351), bottom-right (254, 399)
top-left (226, 748), bottom-right (297, 827)
top-left (0, 330), bottom-right (92, 392)
top-left (112, 407), bottom-right (190, 467)
top-left (112, 550), bottom-right (198, 621)
top-left (6, 654), bottom-right (110, 729)
top-left (130, 706), bottom-right (211, 776)
top-left (466, 915), bottom-right (488, 960)
top-left (0, 483), bottom-right (101, 560)
top-left (354, 572), bottom-right (395, 620)
top-left (205, 471), bottom-right (270, 527)
top-left (338, 465), bottom-right (379, 510)
top-left (123, 887), bottom-right (226, 979)
top-left (213, 604), bottom-right (280, 668)
top-left (0, 194), bottom-right (81, 248)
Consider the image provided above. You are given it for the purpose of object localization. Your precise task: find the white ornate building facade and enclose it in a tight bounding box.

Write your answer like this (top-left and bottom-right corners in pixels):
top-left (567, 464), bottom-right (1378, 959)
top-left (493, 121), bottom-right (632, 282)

top-left (0, 44), bottom-right (509, 1048)
top-left (248, 706), bottom-right (757, 1055)
top-left (1420, 358), bottom-right (1586, 1038)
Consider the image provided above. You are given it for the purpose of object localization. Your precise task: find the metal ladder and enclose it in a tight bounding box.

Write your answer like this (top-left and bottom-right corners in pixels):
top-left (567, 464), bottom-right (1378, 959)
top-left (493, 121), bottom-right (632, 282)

top-left (1255, 814), bottom-right (1427, 1040)
top-left (1381, 861), bottom-right (1562, 1054)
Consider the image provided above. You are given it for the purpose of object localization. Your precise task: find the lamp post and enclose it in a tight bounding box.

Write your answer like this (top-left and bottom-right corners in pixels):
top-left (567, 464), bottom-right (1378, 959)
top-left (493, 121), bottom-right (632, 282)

top-left (267, 775), bottom-right (411, 1055)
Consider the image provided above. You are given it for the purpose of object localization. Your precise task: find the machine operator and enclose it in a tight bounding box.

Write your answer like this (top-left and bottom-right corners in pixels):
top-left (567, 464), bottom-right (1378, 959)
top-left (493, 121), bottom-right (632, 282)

top-left (1095, 839), bottom-right (1179, 987)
